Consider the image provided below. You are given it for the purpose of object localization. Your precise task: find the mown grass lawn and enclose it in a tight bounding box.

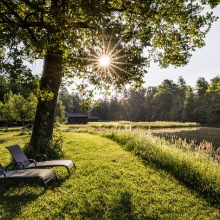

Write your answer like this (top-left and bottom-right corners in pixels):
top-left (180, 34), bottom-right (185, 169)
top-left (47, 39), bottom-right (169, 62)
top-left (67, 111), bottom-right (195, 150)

top-left (0, 127), bottom-right (220, 219)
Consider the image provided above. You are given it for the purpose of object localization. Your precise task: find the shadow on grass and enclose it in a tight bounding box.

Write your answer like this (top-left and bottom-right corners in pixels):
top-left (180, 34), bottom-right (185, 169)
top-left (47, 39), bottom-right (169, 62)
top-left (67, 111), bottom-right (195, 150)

top-left (56, 191), bottom-right (159, 220)
top-left (0, 175), bottom-right (65, 219)
top-left (0, 133), bottom-right (29, 146)
top-left (109, 192), bottom-right (160, 220)
top-left (0, 183), bottom-right (45, 219)
top-left (0, 139), bottom-right (7, 144)
top-left (109, 191), bottom-right (135, 220)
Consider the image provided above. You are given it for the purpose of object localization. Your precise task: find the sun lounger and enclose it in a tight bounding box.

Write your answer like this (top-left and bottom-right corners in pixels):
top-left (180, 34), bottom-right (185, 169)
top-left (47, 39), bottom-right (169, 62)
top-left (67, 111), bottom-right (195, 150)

top-left (0, 163), bottom-right (57, 189)
top-left (6, 145), bottom-right (76, 175)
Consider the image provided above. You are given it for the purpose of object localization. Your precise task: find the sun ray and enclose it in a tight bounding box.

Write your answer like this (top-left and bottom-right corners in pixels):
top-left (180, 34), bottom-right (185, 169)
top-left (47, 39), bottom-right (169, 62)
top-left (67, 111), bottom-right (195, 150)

top-left (109, 63), bottom-right (133, 76)
top-left (108, 65), bottom-right (123, 79)
top-left (77, 32), bottom-right (137, 84)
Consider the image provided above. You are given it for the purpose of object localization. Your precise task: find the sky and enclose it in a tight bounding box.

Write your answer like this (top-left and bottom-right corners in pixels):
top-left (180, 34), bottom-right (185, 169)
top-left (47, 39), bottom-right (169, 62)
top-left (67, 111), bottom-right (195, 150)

top-left (29, 5), bottom-right (220, 89)
top-left (144, 5), bottom-right (220, 88)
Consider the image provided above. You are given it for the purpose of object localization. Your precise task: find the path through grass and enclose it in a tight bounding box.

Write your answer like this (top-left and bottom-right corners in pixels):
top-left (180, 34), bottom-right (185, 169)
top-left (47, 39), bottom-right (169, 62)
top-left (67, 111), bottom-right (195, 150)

top-left (0, 129), bottom-right (220, 219)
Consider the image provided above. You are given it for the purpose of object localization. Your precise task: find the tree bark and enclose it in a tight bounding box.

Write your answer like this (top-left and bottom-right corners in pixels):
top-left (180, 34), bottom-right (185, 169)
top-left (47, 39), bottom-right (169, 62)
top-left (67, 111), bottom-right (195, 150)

top-left (30, 51), bottom-right (63, 153)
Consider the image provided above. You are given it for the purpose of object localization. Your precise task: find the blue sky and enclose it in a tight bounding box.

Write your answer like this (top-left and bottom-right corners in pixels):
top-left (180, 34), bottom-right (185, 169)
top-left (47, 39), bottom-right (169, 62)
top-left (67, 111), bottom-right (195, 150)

top-left (144, 5), bottom-right (220, 88)
top-left (29, 5), bottom-right (220, 89)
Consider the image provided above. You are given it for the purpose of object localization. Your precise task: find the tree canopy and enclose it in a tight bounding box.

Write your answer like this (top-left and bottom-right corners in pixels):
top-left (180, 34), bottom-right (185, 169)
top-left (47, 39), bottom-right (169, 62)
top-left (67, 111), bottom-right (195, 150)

top-left (0, 0), bottom-right (219, 153)
top-left (1, 1), bottom-right (218, 84)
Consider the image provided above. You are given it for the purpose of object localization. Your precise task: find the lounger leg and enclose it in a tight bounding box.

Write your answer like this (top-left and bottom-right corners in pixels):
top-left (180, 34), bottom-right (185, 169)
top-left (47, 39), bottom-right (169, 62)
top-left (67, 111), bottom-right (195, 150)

top-left (66, 163), bottom-right (76, 176)
top-left (66, 167), bottom-right (71, 176)
top-left (41, 173), bottom-right (58, 189)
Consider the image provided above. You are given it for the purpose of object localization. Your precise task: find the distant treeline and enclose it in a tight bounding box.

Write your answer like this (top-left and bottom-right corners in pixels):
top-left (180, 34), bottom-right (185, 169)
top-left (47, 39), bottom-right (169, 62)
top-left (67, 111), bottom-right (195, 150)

top-left (1, 74), bottom-right (220, 126)
top-left (88, 76), bottom-right (220, 126)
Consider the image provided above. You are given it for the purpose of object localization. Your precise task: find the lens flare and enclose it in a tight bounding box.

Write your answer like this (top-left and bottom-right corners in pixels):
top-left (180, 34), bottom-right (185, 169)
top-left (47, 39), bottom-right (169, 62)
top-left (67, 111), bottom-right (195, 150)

top-left (99, 55), bottom-right (110, 67)
top-left (79, 33), bottom-right (134, 84)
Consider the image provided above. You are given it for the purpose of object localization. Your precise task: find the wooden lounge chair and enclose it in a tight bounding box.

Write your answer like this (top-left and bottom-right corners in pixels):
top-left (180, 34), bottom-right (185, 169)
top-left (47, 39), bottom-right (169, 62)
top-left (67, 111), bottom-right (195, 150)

top-left (6, 145), bottom-right (76, 175)
top-left (0, 163), bottom-right (57, 189)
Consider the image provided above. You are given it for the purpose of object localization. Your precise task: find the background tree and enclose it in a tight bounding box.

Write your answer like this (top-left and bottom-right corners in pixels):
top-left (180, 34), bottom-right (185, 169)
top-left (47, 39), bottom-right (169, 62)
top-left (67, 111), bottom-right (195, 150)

top-left (108, 96), bottom-right (123, 121)
top-left (90, 97), bottom-right (109, 121)
top-left (0, 75), bottom-right (8, 101)
top-left (181, 86), bottom-right (195, 122)
top-left (169, 77), bottom-right (187, 121)
top-left (55, 100), bottom-right (66, 123)
top-left (152, 80), bottom-right (177, 121)
top-left (0, 91), bottom-right (15, 131)
top-left (121, 87), bottom-right (149, 121)
top-left (144, 86), bottom-right (157, 121)
top-left (25, 93), bottom-right (38, 123)
top-left (0, 100), bottom-right (3, 123)
top-left (206, 76), bottom-right (220, 125)
top-left (193, 77), bottom-right (209, 125)
top-left (58, 87), bottom-right (73, 114)
top-left (13, 93), bottom-right (37, 133)
top-left (0, 0), bottom-right (218, 154)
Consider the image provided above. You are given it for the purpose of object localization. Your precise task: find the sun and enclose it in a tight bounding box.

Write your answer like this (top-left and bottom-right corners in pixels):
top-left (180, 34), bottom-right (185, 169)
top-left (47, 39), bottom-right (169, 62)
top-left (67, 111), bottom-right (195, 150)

top-left (99, 55), bottom-right (110, 67)
top-left (80, 34), bottom-right (133, 83)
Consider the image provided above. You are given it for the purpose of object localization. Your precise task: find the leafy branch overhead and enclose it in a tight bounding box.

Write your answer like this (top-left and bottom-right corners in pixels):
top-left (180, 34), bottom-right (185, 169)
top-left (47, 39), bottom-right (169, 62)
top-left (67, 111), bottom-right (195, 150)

top-left (0, 0), bottom-right (218, 86)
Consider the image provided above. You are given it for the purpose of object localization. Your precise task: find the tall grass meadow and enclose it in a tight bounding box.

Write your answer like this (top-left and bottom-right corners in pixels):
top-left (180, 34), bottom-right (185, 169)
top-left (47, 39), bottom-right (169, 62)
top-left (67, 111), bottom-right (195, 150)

top-left (104, 129), bottom-right (220, 204)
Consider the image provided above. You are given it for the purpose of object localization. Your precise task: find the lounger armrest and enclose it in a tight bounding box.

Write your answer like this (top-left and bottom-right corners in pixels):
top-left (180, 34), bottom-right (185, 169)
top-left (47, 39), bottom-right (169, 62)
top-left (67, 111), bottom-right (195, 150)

top-left (15, 159), bottom-right (36, 169)
top-left (27, 159), bottom-right (37, 167)
top-left (5, 162), bottom-right (24, 170)
top-left (0, 168), bottom-right (6, 178)
top-left (35, 154), bottom-right (47, 161)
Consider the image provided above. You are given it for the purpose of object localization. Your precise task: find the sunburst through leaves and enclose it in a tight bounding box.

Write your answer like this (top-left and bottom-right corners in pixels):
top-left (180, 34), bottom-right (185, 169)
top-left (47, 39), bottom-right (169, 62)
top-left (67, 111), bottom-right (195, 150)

top-left (99, 55), bottom-right (110, 67)
top-left (82, 35), bottom-right (134, 84)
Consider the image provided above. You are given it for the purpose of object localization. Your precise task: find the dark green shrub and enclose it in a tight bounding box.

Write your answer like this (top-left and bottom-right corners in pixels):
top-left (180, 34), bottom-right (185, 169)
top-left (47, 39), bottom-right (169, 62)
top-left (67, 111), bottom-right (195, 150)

top-left (24, 127), bottom-right (64, 160)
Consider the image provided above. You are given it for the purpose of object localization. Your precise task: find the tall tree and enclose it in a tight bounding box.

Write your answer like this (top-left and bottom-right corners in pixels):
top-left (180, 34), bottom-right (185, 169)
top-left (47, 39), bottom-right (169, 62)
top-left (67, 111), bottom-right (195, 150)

top-left (0, 0), bottom-right (218, 152)
top-left (169, 76), bottom-right (187, 121)
top-left (58, 87), bottom-right (73, 113)
top-left (108, 95), bottom-right (124, 120)
top-left (121, 87), bottom-right (149, 121)
top-left (206, 76), bottom-right (220, 125)
top-left (193, 77), bottom-right (209, 125)
top-left (0, 75), bottom-right (8, 101)
top-left (55, 99), bottom-right (66, 122)
top-left (90, 97), bottom-right (109, 121)
top-left (0, 91), bottom-right (15, 131)
top-left (182, 86), bottom-right (195, 122)
top-left (13, 93), bottom-right (37, 132)
top-left (152, 80), bottom-right (177, 121)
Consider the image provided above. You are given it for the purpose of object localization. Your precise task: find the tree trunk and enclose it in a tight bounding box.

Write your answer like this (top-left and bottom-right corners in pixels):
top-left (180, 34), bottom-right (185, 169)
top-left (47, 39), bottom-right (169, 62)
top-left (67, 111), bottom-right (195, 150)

top-left (30, 51), bottom-right (63, 153)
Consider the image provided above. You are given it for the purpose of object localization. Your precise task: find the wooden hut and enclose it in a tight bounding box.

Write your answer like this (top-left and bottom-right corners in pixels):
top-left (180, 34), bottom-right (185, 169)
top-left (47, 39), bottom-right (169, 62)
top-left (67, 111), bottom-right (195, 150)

top-left (66, 113), bottom-right (88, 124)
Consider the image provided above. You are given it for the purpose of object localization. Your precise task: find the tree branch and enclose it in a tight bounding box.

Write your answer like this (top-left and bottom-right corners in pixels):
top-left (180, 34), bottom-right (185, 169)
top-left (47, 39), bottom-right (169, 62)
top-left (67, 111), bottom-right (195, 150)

top-left (0, 0), bottom-right (38, 41)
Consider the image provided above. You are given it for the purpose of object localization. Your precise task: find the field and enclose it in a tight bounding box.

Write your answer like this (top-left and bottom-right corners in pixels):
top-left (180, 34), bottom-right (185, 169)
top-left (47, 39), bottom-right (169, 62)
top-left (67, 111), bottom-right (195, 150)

top-left (0, 123), bottom-right (220, 219)
top-left (151, 127), bottom-right (220, 149)
top-left (66, 121), bottom-right (220, 149)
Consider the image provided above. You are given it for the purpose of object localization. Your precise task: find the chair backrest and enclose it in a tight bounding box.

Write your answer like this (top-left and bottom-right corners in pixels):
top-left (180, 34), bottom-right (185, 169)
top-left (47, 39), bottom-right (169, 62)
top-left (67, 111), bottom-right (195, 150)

top-left (6, 145), bottom-right (31, 167)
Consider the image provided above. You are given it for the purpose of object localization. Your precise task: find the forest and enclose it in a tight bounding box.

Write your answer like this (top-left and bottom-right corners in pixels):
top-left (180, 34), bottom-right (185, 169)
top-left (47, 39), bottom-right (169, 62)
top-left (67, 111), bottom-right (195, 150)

top-left (1, 74), bottom-right (220, 126)
top-left (89, 76), bottom-right (220, 125)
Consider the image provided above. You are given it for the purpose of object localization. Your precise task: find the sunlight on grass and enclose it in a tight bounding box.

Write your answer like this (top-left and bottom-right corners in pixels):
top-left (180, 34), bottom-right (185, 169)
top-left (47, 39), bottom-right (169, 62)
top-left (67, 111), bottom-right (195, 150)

top-left (104, 130), bottom-right (220, 204)
top-left (89, 121), bottom-right (199, 129)
top-left (0, 128), bottom-right (220, 219)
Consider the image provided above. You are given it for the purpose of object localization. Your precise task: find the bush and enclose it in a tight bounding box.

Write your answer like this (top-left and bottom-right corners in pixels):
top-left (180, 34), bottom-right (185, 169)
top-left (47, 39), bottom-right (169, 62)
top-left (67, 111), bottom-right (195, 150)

top-left (24, 125), bottom-right (64, 160)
